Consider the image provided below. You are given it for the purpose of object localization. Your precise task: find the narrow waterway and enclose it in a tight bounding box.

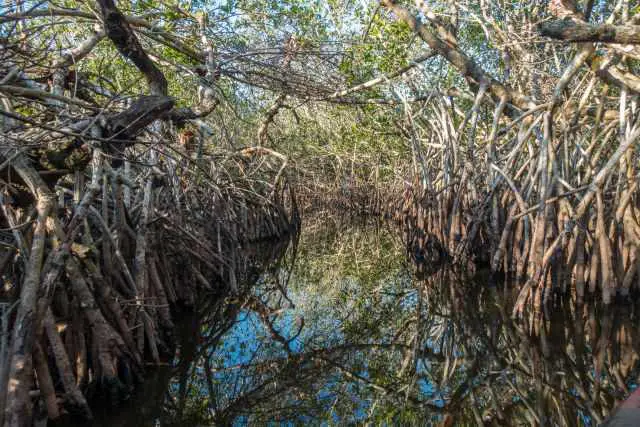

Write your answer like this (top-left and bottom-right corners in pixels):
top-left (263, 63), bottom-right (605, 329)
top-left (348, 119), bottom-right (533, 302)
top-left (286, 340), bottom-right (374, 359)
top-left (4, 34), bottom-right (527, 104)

top-left (75, 218), bottom-right (639, 426)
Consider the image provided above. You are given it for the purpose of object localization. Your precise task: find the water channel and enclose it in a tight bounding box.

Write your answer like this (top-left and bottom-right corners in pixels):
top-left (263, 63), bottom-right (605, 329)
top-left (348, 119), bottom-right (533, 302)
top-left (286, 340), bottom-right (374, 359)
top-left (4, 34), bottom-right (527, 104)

top-left (70, 217), bottom-right (639, 426)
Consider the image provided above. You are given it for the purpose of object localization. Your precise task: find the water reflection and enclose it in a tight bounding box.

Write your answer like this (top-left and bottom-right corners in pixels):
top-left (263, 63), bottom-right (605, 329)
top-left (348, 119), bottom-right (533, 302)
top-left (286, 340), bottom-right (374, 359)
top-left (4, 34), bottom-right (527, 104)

top-left (87, 218), bottom-right (640, 426)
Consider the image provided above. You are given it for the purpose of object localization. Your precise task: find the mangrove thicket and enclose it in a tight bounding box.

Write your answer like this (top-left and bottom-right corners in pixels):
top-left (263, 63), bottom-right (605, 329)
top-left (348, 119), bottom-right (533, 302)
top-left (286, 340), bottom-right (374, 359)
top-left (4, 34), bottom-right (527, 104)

top-left (1, 0), bottom-right (640, 425)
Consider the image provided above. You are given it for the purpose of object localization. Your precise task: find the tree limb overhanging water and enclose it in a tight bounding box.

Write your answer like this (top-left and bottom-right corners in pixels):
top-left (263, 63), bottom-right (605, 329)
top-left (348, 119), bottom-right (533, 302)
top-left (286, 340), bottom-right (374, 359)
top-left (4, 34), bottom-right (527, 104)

top-left (1, 0), bottom-right (640, 425)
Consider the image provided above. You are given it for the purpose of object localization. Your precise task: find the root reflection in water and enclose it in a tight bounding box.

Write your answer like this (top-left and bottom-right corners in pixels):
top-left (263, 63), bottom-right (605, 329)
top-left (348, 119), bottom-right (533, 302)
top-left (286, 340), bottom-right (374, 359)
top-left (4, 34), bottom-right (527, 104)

top-left (85, 219), bottom-right (640, 426)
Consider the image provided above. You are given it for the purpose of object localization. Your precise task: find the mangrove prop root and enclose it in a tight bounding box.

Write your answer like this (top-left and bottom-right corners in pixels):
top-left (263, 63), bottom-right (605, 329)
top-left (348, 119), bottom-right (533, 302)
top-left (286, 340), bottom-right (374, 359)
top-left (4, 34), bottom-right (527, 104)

top-left (0, 146), bottom-right (298, 424)
top-left (386, 91), bottom-right (640, 324)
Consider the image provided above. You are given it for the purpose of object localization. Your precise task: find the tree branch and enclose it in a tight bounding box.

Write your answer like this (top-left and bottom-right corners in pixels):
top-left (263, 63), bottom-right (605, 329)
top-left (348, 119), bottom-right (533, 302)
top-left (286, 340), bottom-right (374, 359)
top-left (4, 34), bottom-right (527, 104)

top-left (326, 51), bottom-right (436, 100)
top-left (97, 0), bottom-right (168, 96)
top-left (540, 19), bottom-right (640, 44)
top-left (380, 0), bottom-right (534, 111)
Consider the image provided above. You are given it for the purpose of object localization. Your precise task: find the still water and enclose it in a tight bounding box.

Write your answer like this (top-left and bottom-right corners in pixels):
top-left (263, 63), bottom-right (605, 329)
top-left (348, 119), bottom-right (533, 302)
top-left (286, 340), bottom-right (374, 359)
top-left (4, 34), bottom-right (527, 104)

top-left (81, 218), bottom-right (639, 426)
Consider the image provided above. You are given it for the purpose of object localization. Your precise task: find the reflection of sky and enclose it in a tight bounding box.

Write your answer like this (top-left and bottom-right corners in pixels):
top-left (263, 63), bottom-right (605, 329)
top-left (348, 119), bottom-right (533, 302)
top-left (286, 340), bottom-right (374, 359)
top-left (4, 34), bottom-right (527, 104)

top-left (212, 303), bottom-right (374, 421)
top-left (205, 230), bottom-right (434, 425)
top-left (226, 311), bottom-right (268, 365)
top-left (165, 221), bottom-right (640, 426)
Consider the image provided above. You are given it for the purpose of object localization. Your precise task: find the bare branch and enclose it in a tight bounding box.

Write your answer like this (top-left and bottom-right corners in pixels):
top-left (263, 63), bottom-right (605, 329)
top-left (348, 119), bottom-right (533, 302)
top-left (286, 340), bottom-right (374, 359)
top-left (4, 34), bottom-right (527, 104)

top-left (380, 0), bottom-right (535, 111)
top-left (97, 0), bottom-right (168, 96)
top-left (540, 19), bottom-right (640, 44)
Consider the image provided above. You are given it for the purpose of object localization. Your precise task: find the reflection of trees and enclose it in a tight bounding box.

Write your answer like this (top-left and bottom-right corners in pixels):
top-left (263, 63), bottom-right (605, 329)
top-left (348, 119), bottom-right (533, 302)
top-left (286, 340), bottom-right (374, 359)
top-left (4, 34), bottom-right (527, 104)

top-left (106, 221), bottom-right (640, 426)
top-left (407, 269), bottom-right (640, 426)
top-left (65, 233), bottom-right (295, 427)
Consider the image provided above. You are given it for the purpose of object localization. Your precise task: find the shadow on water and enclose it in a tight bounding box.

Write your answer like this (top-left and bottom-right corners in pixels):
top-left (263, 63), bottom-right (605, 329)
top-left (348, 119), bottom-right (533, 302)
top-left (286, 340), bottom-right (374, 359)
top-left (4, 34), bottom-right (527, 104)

top-left (79, 217), bottom-right (640, 426)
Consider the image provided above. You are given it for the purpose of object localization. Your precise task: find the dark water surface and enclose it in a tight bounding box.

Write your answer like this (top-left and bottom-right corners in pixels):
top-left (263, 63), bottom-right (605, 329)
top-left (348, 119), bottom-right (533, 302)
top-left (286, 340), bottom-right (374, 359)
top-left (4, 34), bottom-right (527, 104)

top-left (79, 218), bottom-right (639, 426)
